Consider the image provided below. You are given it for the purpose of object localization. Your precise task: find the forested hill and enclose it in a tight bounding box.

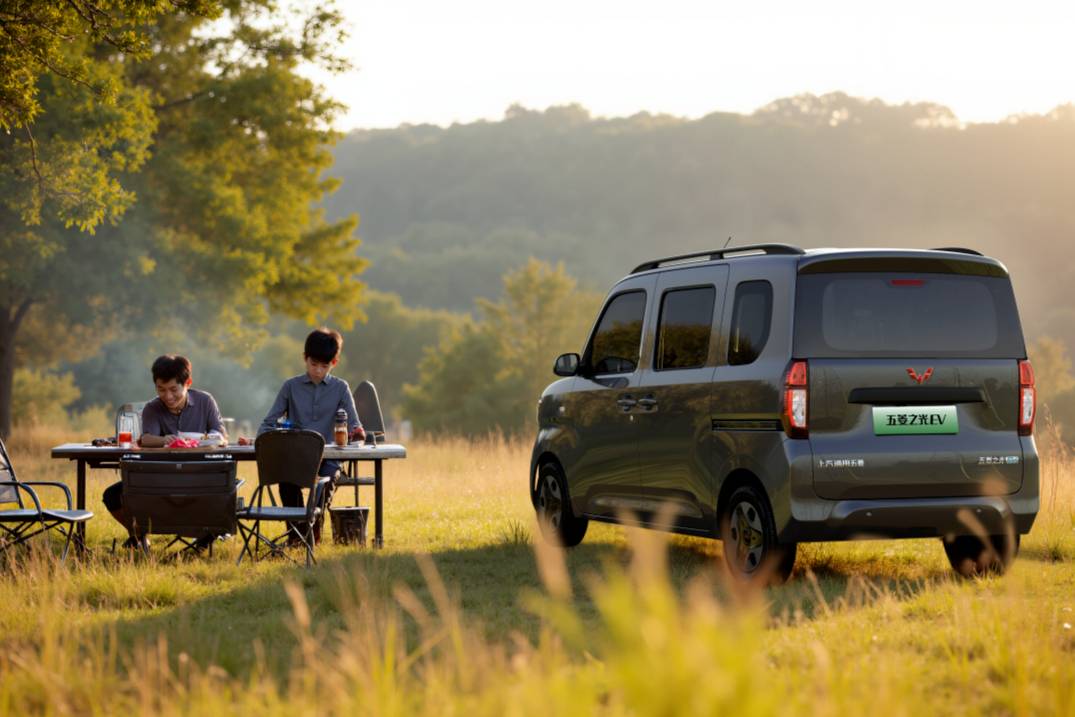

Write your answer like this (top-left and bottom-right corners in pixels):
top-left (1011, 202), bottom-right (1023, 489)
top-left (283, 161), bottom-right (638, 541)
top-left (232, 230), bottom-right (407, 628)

top-left (325, 93), bottom-right (1075, 346)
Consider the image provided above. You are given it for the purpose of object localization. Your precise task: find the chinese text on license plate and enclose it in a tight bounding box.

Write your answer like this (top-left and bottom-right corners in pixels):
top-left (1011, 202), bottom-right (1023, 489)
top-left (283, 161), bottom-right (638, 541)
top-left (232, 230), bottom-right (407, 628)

top-left (873, 405), bottom-right (959, 435)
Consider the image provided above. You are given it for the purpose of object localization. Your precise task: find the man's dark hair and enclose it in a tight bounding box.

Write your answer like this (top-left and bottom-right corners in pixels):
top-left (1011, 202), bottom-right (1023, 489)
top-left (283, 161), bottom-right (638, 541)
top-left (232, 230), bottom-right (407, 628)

top-left (304, 327), bottom-right (343, 363)
top-left (151, 355), bottom-right (192, 385)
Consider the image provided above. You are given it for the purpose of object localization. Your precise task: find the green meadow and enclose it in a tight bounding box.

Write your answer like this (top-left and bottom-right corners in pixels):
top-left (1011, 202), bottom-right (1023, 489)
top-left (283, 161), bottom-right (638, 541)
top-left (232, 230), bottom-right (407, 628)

top-left (1, 426), bottom-right (1073, 715)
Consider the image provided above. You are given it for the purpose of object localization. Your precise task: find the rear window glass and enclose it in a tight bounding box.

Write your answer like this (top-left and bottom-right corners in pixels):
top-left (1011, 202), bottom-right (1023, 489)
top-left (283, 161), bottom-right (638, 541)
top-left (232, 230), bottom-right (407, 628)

top-left (728, 281), bottom-right (773, 365)
top-left (794, 273), bottom-right (1024, 358)
top-left (655, 286), bottom-right (715, 370)
top-left (588, 290), bottom-right (647, 374)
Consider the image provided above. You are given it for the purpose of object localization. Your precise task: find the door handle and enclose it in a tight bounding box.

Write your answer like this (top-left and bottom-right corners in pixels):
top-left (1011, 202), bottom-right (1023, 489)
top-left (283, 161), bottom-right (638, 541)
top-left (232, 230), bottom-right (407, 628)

top-left (616, 396), bottom-right (638, 410)
top-left (636, 397), bottom-right (658, 409)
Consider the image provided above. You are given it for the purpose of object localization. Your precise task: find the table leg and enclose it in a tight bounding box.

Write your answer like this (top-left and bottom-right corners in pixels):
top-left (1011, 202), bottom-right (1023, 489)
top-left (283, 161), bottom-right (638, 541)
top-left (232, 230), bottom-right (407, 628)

top-left (374, 459), bottom-right (383, 549)
top-left (76, 459), bottom-right (87, 551)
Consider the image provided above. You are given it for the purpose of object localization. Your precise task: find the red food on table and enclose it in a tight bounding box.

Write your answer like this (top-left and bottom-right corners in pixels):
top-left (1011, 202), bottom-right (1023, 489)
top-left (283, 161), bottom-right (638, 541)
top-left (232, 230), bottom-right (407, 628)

top-left (166, 437), bottom-right (202, 449)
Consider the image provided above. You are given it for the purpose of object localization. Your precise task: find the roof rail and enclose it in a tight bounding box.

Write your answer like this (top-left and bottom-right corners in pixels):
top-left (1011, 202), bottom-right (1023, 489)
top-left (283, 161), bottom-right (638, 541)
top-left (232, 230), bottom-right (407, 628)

top-left (631, 243), bottom-right (805, 274)
top-left (932, 247), bottom-right (984, 256)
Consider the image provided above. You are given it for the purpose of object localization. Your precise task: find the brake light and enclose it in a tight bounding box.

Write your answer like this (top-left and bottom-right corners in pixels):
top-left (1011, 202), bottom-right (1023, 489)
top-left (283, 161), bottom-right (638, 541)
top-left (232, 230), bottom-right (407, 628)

top-left (783, 360), bottom-right (808, 438)
top-left (1018, 359), bottom-right (1035, 436)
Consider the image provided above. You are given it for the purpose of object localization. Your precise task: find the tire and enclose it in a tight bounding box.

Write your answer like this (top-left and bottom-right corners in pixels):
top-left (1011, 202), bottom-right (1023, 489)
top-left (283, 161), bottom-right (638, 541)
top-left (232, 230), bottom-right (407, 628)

top-left (719, 484), bottom-right (796, 585)
top-left (535, 462), bottom-right (588, 547)
top-left (943, 533), bottom-right (1020, 577)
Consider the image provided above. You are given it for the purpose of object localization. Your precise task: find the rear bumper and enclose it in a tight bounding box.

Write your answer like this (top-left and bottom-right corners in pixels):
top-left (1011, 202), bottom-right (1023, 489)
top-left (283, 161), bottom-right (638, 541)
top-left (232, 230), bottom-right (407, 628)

top-left (780, 494), bottom-right (1038, 542)
top-left (779, 435), bottom-right (1040, 542)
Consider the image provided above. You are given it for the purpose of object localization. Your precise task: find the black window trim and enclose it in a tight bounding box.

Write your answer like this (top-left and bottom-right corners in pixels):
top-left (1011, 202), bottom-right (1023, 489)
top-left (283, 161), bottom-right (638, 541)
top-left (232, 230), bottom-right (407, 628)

top-left (727, 279), bottom-right (774, 367)
top-left (653, 283), bottom-right (717, 372)
top-left (583, 288), bottom-right (648, 377)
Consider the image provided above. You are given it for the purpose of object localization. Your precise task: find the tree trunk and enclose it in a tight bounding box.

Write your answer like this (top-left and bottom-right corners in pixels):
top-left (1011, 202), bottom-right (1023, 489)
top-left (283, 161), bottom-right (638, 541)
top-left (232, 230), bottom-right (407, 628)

top-left (0, 300), bottom-right (32, 439)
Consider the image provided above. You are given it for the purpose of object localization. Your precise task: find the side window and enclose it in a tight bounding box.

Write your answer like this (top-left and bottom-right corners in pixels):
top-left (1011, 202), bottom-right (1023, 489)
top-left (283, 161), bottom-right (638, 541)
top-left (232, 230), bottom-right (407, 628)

top-left (588, 291), bottom-right (647, 375)
top-left (728, 281), bottom-right (773, 366)
top-left (655, 286), bottom-right (716, 371)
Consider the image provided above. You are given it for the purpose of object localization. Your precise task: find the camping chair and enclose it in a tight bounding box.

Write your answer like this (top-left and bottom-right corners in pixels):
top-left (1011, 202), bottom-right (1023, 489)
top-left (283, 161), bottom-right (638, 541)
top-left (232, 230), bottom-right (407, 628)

top-left (0, 436), bottom-right (91, 561)
top-left (336, 381), bottom-right (386, 504)
top-left (236, 429), bottom-right (328, 568)
top-left (120, 458), bottom-right (241, 557)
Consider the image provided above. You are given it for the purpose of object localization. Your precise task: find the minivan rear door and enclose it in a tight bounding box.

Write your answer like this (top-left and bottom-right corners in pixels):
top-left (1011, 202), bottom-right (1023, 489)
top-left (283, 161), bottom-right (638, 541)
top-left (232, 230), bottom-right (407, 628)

top-left (795, 257), bottom-right (1027, 500)
top-left (636, 265), bottom-right (729, 527)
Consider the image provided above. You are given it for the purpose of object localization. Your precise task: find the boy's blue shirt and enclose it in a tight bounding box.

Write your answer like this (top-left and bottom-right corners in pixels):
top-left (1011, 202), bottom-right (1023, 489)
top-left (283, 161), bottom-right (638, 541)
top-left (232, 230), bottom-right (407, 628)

top-left (257, 373), bottom-right (361, 442)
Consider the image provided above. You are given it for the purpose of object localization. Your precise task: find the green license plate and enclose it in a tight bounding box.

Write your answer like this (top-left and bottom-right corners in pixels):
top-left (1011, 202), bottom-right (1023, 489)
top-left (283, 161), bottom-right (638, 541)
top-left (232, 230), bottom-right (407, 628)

top-left (873, 405), bottom-right (958, 435)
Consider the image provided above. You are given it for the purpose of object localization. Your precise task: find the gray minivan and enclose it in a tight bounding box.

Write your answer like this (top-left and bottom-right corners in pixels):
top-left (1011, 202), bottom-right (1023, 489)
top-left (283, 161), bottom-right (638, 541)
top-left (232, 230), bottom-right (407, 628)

top-left (530, 245), bottom-right (1038, 582)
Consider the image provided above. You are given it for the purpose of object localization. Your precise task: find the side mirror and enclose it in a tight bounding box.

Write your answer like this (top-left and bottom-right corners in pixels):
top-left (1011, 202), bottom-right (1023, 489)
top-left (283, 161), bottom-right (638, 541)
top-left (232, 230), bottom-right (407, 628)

top-left (553, 353), bottom-right (580, 377)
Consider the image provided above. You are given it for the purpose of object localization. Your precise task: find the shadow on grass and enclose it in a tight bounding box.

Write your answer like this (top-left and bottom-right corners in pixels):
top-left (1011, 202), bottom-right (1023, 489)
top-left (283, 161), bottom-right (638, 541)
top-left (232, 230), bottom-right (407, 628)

top-left (91, 533), bottom-right (947, 682)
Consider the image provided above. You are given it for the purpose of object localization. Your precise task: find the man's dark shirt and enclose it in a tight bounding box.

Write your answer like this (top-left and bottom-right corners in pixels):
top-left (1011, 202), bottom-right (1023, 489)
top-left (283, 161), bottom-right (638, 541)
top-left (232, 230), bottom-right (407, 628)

top-left (141, 389), bottom-right (226, 437)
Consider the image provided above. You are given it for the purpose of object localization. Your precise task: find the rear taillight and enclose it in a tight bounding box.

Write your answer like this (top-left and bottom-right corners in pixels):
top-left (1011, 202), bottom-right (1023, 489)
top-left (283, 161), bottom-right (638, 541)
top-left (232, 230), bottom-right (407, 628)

top-left (1018, 359), bottom-right (1035, 436)
top-left (783, 360), bottom-right (808, 439)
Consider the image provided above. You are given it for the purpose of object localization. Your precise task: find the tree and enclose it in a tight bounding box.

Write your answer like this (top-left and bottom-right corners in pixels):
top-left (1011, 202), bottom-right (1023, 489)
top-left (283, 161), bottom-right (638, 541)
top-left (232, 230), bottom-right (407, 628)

top-left (403, 260), bottom-right (600, 435)
top-left (0, 1), bottom-right (364, 435)
top-left (0, 40), bottom-right (157, 434)
top-left (336, 290), bottom-right (463, 421)
top-left (0, 0), bottom-right (216, 131)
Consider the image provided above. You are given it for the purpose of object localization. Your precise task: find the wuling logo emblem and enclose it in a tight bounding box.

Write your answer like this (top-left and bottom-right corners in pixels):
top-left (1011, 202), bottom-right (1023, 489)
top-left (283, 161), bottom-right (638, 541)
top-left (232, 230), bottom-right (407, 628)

top-left (906, 367), bottom-right (934, 384)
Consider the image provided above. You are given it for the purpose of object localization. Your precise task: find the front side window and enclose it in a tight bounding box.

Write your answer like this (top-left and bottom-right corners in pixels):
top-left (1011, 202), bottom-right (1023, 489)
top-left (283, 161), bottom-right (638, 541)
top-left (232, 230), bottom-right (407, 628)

top-left (728, 281), bottom-right (773, 365)
top-left (588, 291), bottom-right (647, 375)
top-left (655, 287), bottom-right (716, 370)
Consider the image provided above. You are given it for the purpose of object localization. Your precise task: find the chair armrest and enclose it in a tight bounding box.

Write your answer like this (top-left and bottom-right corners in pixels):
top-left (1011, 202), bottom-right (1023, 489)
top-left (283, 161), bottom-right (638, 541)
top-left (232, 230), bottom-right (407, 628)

top-left (19, 481), bottom-right (74, 509)
top-left (0, 480), bottom-right (45, 515)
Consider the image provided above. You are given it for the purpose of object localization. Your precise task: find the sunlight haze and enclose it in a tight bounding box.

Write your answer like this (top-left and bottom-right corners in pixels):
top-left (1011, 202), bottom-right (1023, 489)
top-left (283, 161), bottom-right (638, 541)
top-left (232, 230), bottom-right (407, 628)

top-left (317, 0), bottom-right (1075, 129)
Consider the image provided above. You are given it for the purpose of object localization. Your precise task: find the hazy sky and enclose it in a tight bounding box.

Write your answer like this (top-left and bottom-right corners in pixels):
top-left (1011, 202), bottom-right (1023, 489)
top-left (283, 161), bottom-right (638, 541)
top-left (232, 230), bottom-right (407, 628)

top-left (315, 0), bottom-right (1075, 130)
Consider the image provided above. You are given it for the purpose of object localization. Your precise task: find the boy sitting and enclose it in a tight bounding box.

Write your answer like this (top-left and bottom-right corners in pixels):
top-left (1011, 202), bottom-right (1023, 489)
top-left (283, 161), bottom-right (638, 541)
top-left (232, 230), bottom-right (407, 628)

top-left (246, 328), bottom-right (363, 541)
top-left (103, 355), bottom-right (227, 550)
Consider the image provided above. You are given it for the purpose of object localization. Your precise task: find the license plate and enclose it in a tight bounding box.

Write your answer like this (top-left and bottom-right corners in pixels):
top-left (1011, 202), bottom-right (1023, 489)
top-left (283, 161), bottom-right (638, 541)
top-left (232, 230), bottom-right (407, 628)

top-left (873, 405), bottom-right (958, 435)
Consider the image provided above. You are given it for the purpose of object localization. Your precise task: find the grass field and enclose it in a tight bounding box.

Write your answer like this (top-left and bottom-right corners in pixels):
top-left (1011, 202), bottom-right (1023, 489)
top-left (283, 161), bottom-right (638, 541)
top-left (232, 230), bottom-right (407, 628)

top-left (1, 425), bottom-right (1074, 715)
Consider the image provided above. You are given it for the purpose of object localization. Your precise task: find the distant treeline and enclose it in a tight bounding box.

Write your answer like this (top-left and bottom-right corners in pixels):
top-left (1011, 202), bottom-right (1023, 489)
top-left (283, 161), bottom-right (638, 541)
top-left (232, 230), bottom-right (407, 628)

top-left (325, 94), bottom-right (1075, 352)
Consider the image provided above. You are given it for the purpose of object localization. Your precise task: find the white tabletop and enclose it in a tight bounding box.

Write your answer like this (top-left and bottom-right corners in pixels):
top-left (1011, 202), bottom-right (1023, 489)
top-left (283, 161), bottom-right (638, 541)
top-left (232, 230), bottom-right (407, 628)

top-left (51, 442), bottom-right (407, 460)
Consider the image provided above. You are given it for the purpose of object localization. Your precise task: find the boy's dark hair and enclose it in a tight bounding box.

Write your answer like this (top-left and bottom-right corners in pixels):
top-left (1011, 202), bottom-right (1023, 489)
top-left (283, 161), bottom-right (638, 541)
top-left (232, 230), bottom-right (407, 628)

top-left (304, 327), bottom-right (343, 363)
top-left (151, 355), bottom-right (192, 385)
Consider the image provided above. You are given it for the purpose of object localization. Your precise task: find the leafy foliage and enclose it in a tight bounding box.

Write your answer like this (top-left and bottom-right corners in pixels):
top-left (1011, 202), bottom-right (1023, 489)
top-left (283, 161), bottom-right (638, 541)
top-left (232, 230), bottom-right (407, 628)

top-left (403, 260), bottom-right (600, 435)
top-left (0, 0), bottom-right (218, 132)
top-left (0, 1), bottom-right (364, 436)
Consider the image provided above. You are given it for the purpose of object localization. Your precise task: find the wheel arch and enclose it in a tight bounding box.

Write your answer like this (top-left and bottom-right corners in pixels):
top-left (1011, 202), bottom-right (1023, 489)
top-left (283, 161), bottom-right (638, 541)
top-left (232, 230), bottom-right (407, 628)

top-left (716, 468), bottom-right (770, 523)
top-left (531, 451), bottom-right (564, 507)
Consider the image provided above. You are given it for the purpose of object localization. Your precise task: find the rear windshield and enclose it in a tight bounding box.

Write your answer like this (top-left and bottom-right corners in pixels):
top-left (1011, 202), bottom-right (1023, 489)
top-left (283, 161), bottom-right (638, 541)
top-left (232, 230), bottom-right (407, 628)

top-left (794, 272), bottom-right (1025, 358)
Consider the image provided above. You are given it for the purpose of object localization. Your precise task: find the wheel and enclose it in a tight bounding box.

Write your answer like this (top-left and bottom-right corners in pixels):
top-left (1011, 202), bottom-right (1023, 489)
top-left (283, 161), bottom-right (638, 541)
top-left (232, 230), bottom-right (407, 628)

top-left (535, 462), bottom-right (588, 547)
top-left (719, 485), bottom-right (796, 585)
top-left (943, 533), bottom-right (1020, 577)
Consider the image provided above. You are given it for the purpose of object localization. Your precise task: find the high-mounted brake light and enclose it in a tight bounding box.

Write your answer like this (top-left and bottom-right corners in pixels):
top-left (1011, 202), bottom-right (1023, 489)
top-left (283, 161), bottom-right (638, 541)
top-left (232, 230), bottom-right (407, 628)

top-left (890, 278), bottom-right (925, 287)
top-left (1018, 359), bottom-right (1035, 436)
top-left (783, 360), bottom-right (808, 438)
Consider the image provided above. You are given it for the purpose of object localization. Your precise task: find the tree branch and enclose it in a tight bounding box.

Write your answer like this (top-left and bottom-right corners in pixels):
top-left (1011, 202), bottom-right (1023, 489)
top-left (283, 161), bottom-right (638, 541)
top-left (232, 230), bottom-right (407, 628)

top-left (22, 124), bottom-right (46, 203)
top-left (11, 299), bottom-right (33, 334)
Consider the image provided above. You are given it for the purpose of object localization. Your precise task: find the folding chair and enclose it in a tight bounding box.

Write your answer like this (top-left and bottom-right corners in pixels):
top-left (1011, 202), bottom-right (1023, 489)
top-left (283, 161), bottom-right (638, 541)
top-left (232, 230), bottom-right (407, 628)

top-left (336, 380), bottom-right (385, 504)
top-left (0, 436), bottom-right (91, 561)
top-left (120, 458), bottom-right (241, 557)
top-left (236, 429), bottom-right (328, 568)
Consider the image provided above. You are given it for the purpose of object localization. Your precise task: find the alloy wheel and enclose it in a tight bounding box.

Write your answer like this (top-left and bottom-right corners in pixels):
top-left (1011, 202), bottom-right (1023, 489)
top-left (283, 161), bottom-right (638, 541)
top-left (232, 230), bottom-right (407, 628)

top-left (729, 500), bottom-right (765, 572)
top-left (538, 472), bottom-right (563, 529)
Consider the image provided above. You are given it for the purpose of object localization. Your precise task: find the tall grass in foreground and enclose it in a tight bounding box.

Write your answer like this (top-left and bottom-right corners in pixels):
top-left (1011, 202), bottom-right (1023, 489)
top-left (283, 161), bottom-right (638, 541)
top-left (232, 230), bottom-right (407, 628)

top-left (0, 427), bottom-right (1071, 714)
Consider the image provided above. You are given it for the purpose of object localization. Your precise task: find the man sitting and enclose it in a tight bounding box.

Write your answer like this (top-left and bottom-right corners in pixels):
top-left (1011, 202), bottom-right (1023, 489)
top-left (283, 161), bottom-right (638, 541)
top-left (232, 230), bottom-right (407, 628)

top-left (102, 354), bottom-right (227, 550)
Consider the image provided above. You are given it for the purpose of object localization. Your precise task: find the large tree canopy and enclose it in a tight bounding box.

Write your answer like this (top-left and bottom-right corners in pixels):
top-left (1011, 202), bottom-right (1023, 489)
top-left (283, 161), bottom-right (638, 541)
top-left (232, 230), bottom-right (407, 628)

top-left (0, 0), bottom-right (364, 435)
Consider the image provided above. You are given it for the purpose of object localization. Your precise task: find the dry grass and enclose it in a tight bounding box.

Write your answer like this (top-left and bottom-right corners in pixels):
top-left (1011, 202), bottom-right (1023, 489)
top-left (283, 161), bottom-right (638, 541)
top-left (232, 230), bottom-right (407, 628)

top-left (0, 425), bottom-right (1072, 715)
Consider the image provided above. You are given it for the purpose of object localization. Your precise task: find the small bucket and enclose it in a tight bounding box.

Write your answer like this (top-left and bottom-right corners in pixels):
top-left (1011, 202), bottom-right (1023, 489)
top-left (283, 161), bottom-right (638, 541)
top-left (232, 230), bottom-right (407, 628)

top-left (330, 506), bottom-right (369, 546)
